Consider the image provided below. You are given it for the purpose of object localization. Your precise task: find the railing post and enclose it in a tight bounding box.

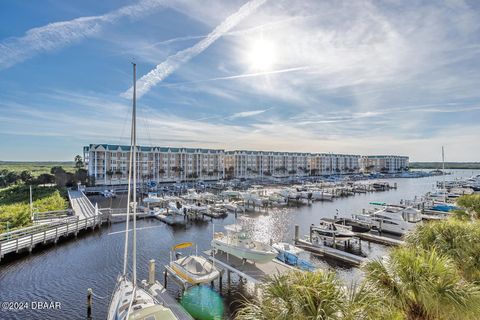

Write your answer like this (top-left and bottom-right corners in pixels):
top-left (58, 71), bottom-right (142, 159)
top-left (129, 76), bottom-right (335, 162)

top-left (16, 238), bottom-right (19, 252)
top-left (55, 227), bottom-right (58, 243)
top-left (44, 230), bottom-right (46, 243)
top-left (30, 234), bottom-right (33, 252)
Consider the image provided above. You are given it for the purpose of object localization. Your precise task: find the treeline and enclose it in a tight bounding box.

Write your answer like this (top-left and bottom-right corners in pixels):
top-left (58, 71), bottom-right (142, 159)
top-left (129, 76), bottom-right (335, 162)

top-left (0, 155), bottom-right (94, 188)
top-left (237, 194), bottom-right (480, 320)
top-left (410, 162), bottom-right (480, 169)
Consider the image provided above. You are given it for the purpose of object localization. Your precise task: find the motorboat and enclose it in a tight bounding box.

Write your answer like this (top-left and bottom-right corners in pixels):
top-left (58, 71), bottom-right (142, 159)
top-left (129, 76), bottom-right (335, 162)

top-left (352, 206), bottom-right (422, 235)
top-left (272, 242), bottom-right (315, 271)
top-left (108, 63), bottom-right (177, 320)
top-left (311, 190), bottom-right (333, 201)
top-left (334, 217), bottom-right (371, 233)
top-left (211, 224), bottom-right (277, 263)
top-left (311, 220), bottom-right (355, 242)
top-left (169, 242), bottom-right (219, 285)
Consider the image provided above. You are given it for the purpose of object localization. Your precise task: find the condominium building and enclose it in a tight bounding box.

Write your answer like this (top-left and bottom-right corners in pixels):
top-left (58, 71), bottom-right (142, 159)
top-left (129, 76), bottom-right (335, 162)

top-left (83, 144), bottom-right (224, 185)
top-left (309, 153), bottom-right (361, 175)
top-left (84, 144), bottom-right (409, 185)
top-left (359, 155), bottom-right (409, 173)
top-left (224, 150), bottom-right (311, 178)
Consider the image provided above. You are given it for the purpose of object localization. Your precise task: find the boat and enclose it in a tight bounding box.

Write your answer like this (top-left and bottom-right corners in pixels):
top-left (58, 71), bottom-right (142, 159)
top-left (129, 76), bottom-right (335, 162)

top-left (107, 63), bottom-right (177, 320)
top-left (272, 242), bottom-right (315, 271)
top-left (334, 217), bottom-right (371, 233)
top-left (352, 206), bottom-right (422, 235)
top-left (211, 224), bottom-right (277, 263)
top-left (311, 190), bottom-right (333, 201)
top-left (169, 242), bottom-right (220, 285)
top-left (311, 220), bottom-right (355, 242)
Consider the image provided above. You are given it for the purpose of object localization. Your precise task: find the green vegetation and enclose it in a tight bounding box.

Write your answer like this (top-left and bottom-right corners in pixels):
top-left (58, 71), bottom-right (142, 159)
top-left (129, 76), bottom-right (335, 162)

top-left (0, 155), bottom-right (93, 232)
top-left (0, 161), bottom-right (75, 177)
top-left (409, 162), bottom-right (480, 169)
top-left (0, 185), bottom-right (68, 232)
top-left (236, 194), bottom-right (480, 320)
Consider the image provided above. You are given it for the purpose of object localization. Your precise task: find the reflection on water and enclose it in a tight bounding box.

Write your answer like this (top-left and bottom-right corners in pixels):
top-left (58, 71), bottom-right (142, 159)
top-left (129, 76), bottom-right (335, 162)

top-left (0, 170), bottom-right (476, 319)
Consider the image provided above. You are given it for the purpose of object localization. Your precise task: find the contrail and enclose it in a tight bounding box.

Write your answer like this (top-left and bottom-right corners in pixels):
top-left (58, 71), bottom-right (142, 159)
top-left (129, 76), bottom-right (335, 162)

top-left (0, 0), bottom-right (165, 70)
top-left (157, 66), bottom-right (312, 88)
top-left (124, 0), bottom-right (268, 98)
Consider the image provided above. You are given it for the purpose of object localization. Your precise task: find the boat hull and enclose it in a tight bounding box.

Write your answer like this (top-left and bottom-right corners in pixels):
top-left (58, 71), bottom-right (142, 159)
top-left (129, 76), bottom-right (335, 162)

top-left (211, 239), bottom-right (277, 263)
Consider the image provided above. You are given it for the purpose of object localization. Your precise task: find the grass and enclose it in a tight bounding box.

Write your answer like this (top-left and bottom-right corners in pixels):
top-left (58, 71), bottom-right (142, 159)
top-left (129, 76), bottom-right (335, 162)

top-left (0, 161), bottom-right (75, 177)
top-left (0, 185), bottom-right (68, 232)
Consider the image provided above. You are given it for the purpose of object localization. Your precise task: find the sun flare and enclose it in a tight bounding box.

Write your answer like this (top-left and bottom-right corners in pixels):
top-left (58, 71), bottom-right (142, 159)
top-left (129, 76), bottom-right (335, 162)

top-left (246, 38), bottom-right (276, 71)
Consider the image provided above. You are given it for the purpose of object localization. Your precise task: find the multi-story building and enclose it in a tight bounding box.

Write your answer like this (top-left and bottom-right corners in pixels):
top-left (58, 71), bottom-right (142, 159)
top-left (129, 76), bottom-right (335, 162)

top-left (84, 144), bottom-right (224, 185)
top-left (224, 150), bottom-right (310, 178)
top-left (84, 144), bottom-right (409, 185)
top-left (309, 154), bottom-right (361, 175)
top-left (359, 155), bottom-right (409, 173)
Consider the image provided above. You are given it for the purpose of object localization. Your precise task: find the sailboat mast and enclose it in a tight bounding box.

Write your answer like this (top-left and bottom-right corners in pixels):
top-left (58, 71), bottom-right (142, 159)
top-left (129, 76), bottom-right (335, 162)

top-left (442, 146), bottom-right (446, 203)
top-left (122, 66), bottom-right (136, 276)
top-left (132, 63), bottom-right (138, 286)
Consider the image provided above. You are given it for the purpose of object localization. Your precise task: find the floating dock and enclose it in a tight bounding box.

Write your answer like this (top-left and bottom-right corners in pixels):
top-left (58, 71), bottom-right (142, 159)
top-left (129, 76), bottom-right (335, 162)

top-left (294, 239), bottom-right (365, 266)
top-left (354, 232), bottom-right (404, 246)
top-left (203, 250), bottom-right (296, 285)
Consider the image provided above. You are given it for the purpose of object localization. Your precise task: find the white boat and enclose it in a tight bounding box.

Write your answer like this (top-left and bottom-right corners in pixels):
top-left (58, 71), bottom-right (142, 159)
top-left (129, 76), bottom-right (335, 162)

top-left (169, 242), bottom-right (219, 285)
top-left (311, 190), bottom-right (333, 201)
top-left (241, 192), bottom-right (264, 206)
top-left (211, 224), bottom-right (277, 263)
top-left (353, 206), bottom-right (422, 235)
top-left (311, 220), bottom-right (355, 242)
top-left (107, 63), bottom-right (177, 320)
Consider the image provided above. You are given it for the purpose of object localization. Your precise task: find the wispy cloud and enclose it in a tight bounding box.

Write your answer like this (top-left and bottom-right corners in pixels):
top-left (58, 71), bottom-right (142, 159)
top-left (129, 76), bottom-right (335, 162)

top-left (228, 108), bottom-right (271, 119)
top-left (124, 0), bottom-right (267, 98)
top-left (0, 0), bottom-right (165, 70)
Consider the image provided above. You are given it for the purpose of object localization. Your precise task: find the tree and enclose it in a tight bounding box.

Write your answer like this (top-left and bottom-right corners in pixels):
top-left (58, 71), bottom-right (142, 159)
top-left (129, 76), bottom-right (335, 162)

top-left (19, 170), bottom-right (33, 184)
top-left (236, 270), bottom-right (391, 320)
top-left (35, 173), bottom-right (55, 185)
top-left (50, 167), bottom-right (68, 187)
top-left (405, 220), bottom-right (480, 282)
top-left (364, 247), bottom-right (480, 320)
top-left (74, 155), bottom-right (84, 169)
top-left (74, 169), bottom-right (89, 185)
top-left (457, 194), bottom-right (480, 219)
top-left (106, 169), bottom-right (114, 185)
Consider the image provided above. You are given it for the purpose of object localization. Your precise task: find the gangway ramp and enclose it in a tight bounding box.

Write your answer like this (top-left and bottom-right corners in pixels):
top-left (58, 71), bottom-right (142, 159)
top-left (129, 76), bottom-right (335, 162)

top-left (68, 190), bottom-right (96, 219)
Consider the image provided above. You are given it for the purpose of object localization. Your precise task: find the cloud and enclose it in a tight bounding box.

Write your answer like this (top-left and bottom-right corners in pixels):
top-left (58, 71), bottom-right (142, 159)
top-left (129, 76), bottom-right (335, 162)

top-left (123, 0), bottom-right (267, 98)
top-left (0, 0), bottom-right (165, 70)
top-left (228, 108), bottom-right (271, 119)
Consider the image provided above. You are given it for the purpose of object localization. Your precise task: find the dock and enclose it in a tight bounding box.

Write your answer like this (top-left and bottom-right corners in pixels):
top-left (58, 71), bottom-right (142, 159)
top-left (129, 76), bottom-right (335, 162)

top-left (294, 239), bottom-right (365, 266)
top-left (1, 190), bottom-right (108, 261)
top-left (141, 260), bottom-right (193, 320)
top-left (354, 232), bottom-right (404, 246)
top-left (203, 250), bottom-right (296, 285)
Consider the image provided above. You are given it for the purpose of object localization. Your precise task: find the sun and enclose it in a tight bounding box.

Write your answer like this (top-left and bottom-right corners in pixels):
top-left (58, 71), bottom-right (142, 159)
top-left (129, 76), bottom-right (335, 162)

top-left (246, 38), bottom-right (276, 71)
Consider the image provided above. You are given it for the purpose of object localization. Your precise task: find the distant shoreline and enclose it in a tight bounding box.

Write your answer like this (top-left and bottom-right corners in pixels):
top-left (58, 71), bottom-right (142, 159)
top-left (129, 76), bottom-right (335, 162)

top-left (410, 162), bottom-right (480, 170)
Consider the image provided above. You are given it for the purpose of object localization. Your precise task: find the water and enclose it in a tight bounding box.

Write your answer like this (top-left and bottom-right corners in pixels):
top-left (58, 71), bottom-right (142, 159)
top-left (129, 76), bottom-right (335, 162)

top-left (0, 170), bottom-right (476, 320)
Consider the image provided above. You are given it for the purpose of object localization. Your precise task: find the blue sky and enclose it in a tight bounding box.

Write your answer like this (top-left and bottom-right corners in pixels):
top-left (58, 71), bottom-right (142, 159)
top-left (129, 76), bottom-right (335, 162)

top-left (1, 0), bottom-right (479, 161)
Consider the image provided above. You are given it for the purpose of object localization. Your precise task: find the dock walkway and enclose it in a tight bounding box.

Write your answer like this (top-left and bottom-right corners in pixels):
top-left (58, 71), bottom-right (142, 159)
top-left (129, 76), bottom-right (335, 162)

top-left (203, 250), bottom-right (295, 284)
top-left (0, 190), bottom-right (104, 261)
top-left (295, 239), bottom-right (366, 266)
top-left (142, 281), bottom-right (193, 320)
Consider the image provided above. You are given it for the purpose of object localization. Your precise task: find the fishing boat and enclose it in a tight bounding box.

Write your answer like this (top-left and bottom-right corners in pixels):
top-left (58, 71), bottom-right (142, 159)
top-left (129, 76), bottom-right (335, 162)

top-left (107, 63), bottom-right (177, 320)
top-left (169, 242), bottom-right (220, 285)
top-left (311, 220), bottom-right (355, 242)
top-left (211, 224), bottom-right (277, 263)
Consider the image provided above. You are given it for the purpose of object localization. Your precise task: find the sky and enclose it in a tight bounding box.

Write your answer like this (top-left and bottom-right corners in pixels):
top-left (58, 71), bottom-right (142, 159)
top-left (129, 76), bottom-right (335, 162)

top-left (0, 0), bottom-right (479, 162)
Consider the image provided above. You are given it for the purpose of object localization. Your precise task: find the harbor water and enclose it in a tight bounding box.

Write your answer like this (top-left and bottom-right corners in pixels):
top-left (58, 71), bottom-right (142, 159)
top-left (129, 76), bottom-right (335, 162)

top-left (0, 170), bottom-right (477, 320)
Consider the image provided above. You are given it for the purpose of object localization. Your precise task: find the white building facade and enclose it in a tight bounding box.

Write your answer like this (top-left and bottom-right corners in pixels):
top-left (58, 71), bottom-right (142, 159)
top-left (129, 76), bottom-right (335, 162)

top-left (84, 144), bottom-right (409, 185)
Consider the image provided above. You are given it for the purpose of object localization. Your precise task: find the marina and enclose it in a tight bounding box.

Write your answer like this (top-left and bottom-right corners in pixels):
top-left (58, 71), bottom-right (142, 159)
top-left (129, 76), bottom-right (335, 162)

top-left (1, 169), bottom-right (478, 319)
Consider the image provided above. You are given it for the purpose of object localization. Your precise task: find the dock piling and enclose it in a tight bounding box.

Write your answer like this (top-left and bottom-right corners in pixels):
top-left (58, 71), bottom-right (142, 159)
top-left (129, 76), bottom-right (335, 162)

top-left (87, 288), bottom-right (93, 320)
top-left (148, 259), bottom-right (156, 285)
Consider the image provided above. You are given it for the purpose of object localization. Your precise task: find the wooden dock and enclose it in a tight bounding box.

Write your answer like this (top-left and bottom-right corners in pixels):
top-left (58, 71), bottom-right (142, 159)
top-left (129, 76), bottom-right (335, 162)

top-left (142, 280), bottom-right (193, 320)
top-left (354, 232), bottom-right (404, 246)
top-left (295, 239), bottom-right (365, 266)
top-left (203, 250), bottom-right (295, 285)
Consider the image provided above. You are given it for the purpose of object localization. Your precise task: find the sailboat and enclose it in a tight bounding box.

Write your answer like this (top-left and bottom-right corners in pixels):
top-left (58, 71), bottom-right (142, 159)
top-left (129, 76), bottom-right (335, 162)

top-left (107, 63), bottom-right (177, 320)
